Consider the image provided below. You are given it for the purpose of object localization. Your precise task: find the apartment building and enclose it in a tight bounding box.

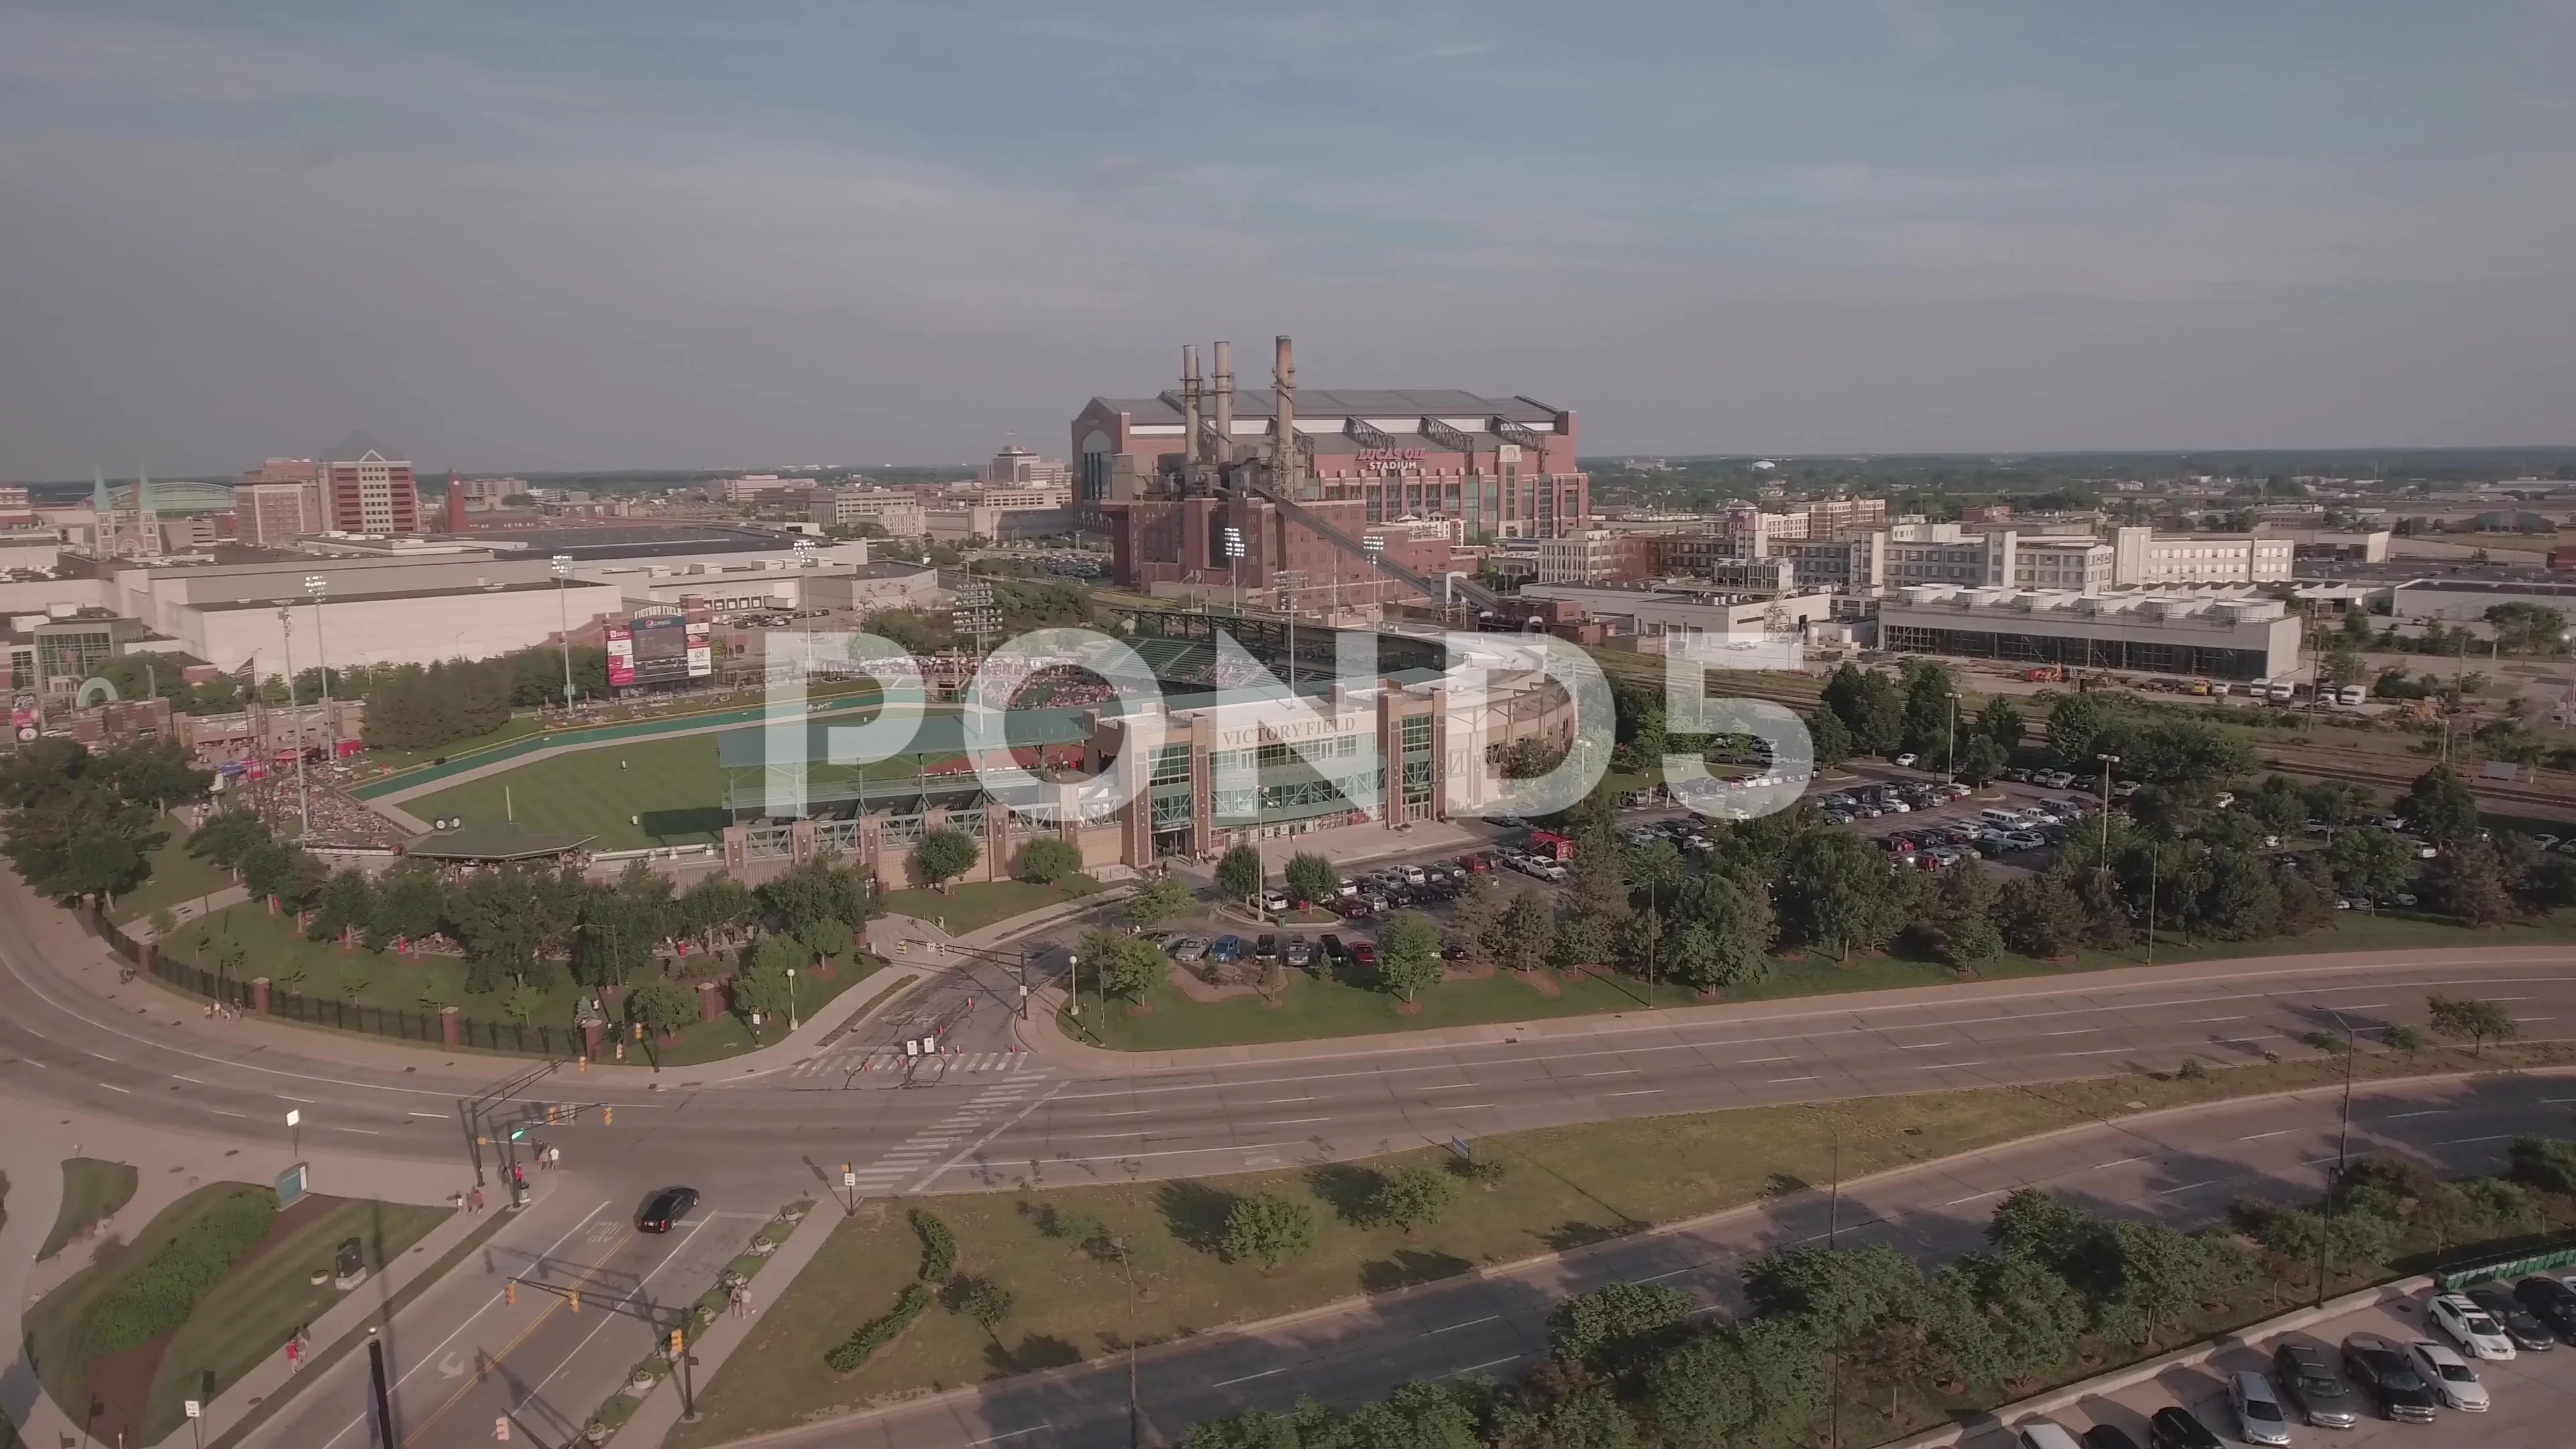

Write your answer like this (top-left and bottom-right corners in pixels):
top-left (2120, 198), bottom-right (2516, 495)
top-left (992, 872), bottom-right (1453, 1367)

top-left (2110, 527), bottom-right (2294, 586)
top-left (808, 488), bottom-right (930, 538)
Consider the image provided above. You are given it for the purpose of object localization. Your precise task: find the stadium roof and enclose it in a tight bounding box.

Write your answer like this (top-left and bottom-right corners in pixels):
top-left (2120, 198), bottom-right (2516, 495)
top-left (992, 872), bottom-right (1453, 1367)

top-left (716, 706), bottom-right (1093, 769)
top-left (1095, 389), bottom-right (1564, 429)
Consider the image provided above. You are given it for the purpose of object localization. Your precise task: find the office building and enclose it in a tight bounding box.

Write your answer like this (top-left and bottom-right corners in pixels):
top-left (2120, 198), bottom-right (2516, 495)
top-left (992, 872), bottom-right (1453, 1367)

top-left (2110, 527), bottom-right (2293, 586)
top-left (324, 451), bottom-right (420, 535)
top-left (1879, 586), bottom-right (2300, 680)
top-left (233, 482), bottom-right (321, 546)
top-left (810, 488), bottom-right (930, 538)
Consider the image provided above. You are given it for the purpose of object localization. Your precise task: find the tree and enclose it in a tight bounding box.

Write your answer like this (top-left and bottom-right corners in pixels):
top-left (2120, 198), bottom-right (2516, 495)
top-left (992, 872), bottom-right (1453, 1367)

top-left (1776, 830), bottom-right (1909, 963)
top-left (1122, 872), bottom-right (1194, 930)
top-left (626, 977), bottom-right (697, 1042)
top-left (735, 937), bottom-right (800, 1037)
top-left (1447, 873), bottom-right (1505, 963)
top-left (800, 916), bottom-right (853, 963)
top-left (2423, 839), bottom-right (2515, 926)
top-left (912, 828), bottom-right (979, 890)
top-left (2100, 1220), bottom-right (2224, 1352)
top-left (1822, 663), bottom-right (1902, 757)
top-left (2428, 994), bottom-right (2519, 1055)
top-left (1013, 837), bottom-right (1083, 885)
top-left (1977, 698), bottom-right (2025, 753)
top-left (1098, 935), bottom-right (1170, 1003)
top-left (1373, 1163), bottom-right (1462, 1236)
top-left (678, 871), bottom-right (757, 948)
top-left (187, 808), bottom-right (272, 873)
top-left (1949, 1250), bottom-right (2088, 1390)
top-left (1551, 915), bottom-right (1611, 973)
top-left (1743, 1242), bottom-right (1924, 1344)
top-left (2402, 766), bottom-right (2483, 845)
top-left (53, 827), bottom-right (148, 905)
top-left (1497, 890), bottom-right (1556, 973)
top-left (1670, 875), bottom-right (1773, 991)
top-left (952, 1277), bottom-right (1015, 1340)
top-left (1377, 911), bottom-right (1445, 1001)
top-left (755, 855), bottom-right (875, 938)
top-left (1221, 1190), bottom-right (1319, 1271)
top-left (2327, 828), bottom-right (2418, 910)
top-left (1546, 1280), bottom-right (1693, 1371)
top-left (1806, 709), bottom-right (1851, 771)
top-left (1646, 1317), bottom-right (1827, 1449)
top-left (91, 740), bottom-right (211, 810)
top-left (1941, 916), bottom-right (2004, 971)
top-left (1995, 874), bottom-right (2086, 959)
top-left (1954, 733), bottom-right (2007, 787)
top-left (2045, 694), bottom-right (2111, 771)
top-left (1216, 844), bottom-right (1265, 906)
top-left (2508, 1136), bottom-right (2576, 1195)
top-left (1283, 852), bottom-right (1338, 908)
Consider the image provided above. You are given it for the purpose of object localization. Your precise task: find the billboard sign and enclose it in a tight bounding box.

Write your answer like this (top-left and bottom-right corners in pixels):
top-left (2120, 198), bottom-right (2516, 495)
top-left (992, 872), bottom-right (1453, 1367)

top-left (608, 616), bottom-right (713, 688)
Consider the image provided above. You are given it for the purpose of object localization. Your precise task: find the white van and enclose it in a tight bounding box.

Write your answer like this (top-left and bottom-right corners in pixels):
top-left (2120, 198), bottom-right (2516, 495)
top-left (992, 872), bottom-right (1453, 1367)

top-left (1978, 808), bottom-right (2021, 828)
top-left (2336, 684), bottom-right (2367, 706)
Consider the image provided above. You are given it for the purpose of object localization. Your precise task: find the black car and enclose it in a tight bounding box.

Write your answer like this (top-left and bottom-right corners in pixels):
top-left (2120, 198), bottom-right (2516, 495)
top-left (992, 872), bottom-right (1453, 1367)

top-left (2514, 1276), bottom-right (2576, 1344)
top-left (637, 1185), bottom-right (699, 1233)
top-left (2271, 1338), bottom-right (2359, 1428)
top-left (2145, 1407), bottom-right (2222, 1449)
top-left (1318, 934), bottom-right (1346, 962)
top-left (2341, 1333), bottom-right (2439, 1421)
top-left (2469, 1285), bottom-right (2558, 1351)
top-left (2080, 1427), bottom-right (2141, 1449)
top-left (1254, 934), bottom-right (1279, 961)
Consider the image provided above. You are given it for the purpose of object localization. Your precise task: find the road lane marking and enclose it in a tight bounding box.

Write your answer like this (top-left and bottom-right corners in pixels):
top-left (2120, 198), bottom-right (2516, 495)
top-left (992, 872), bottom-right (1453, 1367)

top-left (2093, 1156), bottom-right (2147, 1169)
top-left (2241, 1130), bottom-right (2292, 1140)
top-left (2322, 1002), bottom-right (2385, 1010)
top-left (1214, 1365), bottom-right (1294, 1387)
top-left (1740, 1056), bottom-right (1796, 1063)
top-left (406, 1220), bottom-right (641, 1444)
top-left (1582, 1069), bottom-right (1637, 1077)
top-left (100, 1083), bottom-right (130, 1093)
top-left (966, 1428), bottom-right (1049, 1446)
top-left (1605, 1089), bottom-right (1662, 1097)
top-left (1430, 1314), bottom-right (1502, 1333)
top-left (1918, 1061), bottom-right (1989, 1070)
top-left (1946, 1190), bottom-right (2006, 1206)
top-left (325, 1126), bottom-right (379, 1135)
top-left (2055, 1049), bottom-right (2128, 1057)
top-left (1446, 1354), bottom-right (1522, 1377)
top-left (2387, 1110), bottom-right (2447, 1120)
top-left (1767, 1076), bottom-right (1819, 1084)
top-left (409, 1111), bottom-right (447, 1119)
top-left (1063, 1130), bottom-right (1152, 1140)
top-left (2188, 1015), bottom-right (2247, 1024)
top-left (1423, 1083), bottom-right (1483, 1090)
top-left (1892, 1041), bottom-right (1953, 1050)
top-left (277, 1094), bottom-right (317, 1103)
top-left (209, 1108), bottom-right (244, 1117)
top-left (316, 1199), bottom-right (613, 1449)
top-left (172, 1075), bottom-right (204, 1083)
top-left (515, 1214), bottom-right (717, 1408)
top-left (86, 1051), bottom-right (115, 1061)
top-left (1252, 1097), bottom-right (1312, 1104)
top-left (2041, 1028), bottom-right (2100, 1036)
top-left (1263, 1118), bottom-right (1332, 1126)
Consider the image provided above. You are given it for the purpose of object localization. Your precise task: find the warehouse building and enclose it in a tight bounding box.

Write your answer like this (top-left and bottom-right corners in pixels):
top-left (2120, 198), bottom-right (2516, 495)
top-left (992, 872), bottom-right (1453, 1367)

top-left (1879, 586), bottom-right (2301, 680)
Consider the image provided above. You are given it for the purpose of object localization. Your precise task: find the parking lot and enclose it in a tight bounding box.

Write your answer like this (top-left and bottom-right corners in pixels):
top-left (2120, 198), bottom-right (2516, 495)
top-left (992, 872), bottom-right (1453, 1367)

top-left (1964, 1283), bottom-right (2576, 1448)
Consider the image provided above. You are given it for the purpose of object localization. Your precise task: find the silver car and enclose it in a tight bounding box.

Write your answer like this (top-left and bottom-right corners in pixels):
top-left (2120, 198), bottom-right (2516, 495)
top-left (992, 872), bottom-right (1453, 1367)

top-left (2230, 1370), bottom-right (2292, 1446)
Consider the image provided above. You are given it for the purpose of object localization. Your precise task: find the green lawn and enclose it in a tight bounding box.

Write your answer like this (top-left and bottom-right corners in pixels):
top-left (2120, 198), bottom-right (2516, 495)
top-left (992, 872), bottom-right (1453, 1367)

top-left (39, 1158), bottom-right (140, 1262)
top-left (142, 1197), bottom-right (448, 1442)
top-left (672, 1036), bottom-right (2576, 1448)
top-left (1073, 909), bottom-right (2576, 1051)
top-left (877, 878), bottom-right (1105, 936)
top-left (405, 733), bottom-right (735, 849)
top-left (111, 827), bottom-right (235, 924)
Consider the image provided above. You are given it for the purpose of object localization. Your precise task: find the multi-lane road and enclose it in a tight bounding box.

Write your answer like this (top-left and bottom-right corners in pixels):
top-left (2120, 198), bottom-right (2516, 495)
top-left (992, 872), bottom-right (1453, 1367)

top-left (8, 865), bottom-right (2576, 1446)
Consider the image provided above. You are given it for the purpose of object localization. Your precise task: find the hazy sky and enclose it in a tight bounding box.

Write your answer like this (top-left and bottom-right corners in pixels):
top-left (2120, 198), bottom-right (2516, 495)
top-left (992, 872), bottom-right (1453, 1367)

top-left (5, 1), bottom-right (2575, 477)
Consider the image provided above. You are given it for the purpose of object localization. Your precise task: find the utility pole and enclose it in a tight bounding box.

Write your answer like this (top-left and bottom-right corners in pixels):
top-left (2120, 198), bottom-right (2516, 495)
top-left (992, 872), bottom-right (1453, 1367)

top-left (2313, 1009), bottom-right (2358, 1306)
top-left (305, 574), bottom-right (332, 766)
top-left (2095, 753), bottom-right (2119, 877)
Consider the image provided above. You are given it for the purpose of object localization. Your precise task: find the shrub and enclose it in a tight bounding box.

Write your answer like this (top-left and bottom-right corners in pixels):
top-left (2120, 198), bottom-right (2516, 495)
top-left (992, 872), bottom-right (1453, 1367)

top-left (1014, 838), bottom-right (1083, 885)
top-left (909, 1208), bottom-right (957, 1281)
top-left (822, 1283), bottom-right (933, 1372)
top-left (84, 1189), bottom-right (278, 1354)
top-left (1222, 1191), bottom-right (1320, 1271)
top-left (1374, 1164), bottom-right (1462, 1234)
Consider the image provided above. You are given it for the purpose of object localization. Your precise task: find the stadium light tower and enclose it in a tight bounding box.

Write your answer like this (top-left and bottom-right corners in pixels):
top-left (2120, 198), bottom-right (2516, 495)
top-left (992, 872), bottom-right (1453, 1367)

top-left (550, 555), bottom-right (576, 708)
top-left (277, 605), bottom-right (310, 838)
top-left (1222, 525), bottom-right (1246, 617)
top-left (303, 574), bottom-right (331, 761)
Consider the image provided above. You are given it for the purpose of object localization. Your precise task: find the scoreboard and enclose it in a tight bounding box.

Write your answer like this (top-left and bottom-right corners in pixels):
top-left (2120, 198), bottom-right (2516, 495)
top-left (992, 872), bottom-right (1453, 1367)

top-left (606, 615), bottom-right (712, 688)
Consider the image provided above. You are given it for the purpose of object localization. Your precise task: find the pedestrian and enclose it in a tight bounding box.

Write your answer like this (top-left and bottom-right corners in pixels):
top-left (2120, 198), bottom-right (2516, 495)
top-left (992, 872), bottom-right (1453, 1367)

top-left (471, 1187), bottom-right (485, 1214)
top-left (284, 1336), bottom-right (301, 1373)
top-left (548, 1144), bottom-right (561, 1170)
top-left (512, 1163), bottom-right (525, 1190)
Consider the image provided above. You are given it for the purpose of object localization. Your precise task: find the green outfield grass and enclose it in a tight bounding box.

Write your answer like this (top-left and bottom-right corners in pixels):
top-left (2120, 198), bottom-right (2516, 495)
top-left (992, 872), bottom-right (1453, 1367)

top-left (403, 734), bottom-right (733, 849)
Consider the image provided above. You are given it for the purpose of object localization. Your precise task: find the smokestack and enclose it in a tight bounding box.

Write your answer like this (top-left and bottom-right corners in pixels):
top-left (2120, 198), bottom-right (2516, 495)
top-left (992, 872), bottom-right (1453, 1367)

top-left (1181, 345), bottom-right (1203, 470)
top-left (1272, 335), bottom-right (1296, 489)
top-left (1212, 341), bottom-right (1234, 465)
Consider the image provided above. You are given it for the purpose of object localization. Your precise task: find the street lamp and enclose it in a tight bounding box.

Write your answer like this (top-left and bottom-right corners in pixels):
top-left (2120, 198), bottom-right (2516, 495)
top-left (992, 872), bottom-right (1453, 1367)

top-left (277, 605), bottom-right (310, 838)
top-left (784, 967), bottom-right (800, 1032)
top-left (303, 574), bottom-right (331, 765)
top-left (549, 555), bottom-right (576, 709)
top-left (1943, 690), bottom-right (1960, 783)
top-left (1066, 953), bottom-right (1080, 1019)
top-left (2094, 753), bottom-right (2119, 865)
top-left (1221, 526), bottom-right (1245, 617)
top-left (1361, 534), bottom-right (1385, 614)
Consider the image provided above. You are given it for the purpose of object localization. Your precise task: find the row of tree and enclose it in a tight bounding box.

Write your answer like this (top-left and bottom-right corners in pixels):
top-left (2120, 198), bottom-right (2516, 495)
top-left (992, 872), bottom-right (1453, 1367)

top-left (1186, 1137), bottom-right (2576, 1449)
top-left (0, 738), bottom-right (210, 905)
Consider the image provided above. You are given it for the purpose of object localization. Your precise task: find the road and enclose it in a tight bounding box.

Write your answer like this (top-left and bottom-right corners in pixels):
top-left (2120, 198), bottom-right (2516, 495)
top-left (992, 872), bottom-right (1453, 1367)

top-left (743, 1069), bottom-right (2576, 1449)
top-left (7, 866), bottom-right (2576, 1447)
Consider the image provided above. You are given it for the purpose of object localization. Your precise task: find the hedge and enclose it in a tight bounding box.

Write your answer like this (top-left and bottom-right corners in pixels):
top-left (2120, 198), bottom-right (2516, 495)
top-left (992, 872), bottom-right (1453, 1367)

top-left (85, 1189), bottom-right (278, 1354)
top-left (823, 1283), bottom-right (932, 1373)
top-left (909, 1208), bottom-right (957, 1282)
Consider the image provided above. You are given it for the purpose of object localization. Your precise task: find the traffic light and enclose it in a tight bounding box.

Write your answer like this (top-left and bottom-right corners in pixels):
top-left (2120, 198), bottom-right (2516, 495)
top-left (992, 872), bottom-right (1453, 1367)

top-left (495, 1415), bottom-right (511, 1440)
top-left (602, 1106), bottom-right (612, 1126)
top-left (504, 1279), bottom-right (517, 1306)
top-left (508, 1126), bottom-right (529, 1142)
top-left (668, 1329), bottom-right (685, 1358)
top-left (567, 1288), bottom-right (581, 1313)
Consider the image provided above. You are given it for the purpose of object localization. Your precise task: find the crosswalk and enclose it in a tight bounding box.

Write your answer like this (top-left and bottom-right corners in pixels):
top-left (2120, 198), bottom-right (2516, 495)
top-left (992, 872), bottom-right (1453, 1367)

top-left (788, 1049), bottom-right (1048, 1079)
top-left (838, 1078), bottom-right (1059, 1195)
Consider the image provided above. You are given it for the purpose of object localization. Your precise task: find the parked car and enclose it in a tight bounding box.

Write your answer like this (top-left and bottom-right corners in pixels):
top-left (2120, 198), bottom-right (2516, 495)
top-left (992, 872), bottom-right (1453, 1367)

top-left (2341, 1333), bottom-right (2438, 1421)
top-left (2466, 1286), bottom-right (2556, 1351)
top-left (2407, 1339), bottom-right (2489, 1411)
top-left (2513, 1277), bottom-right (2576, 1343)
top-left (1318, 934), bottom-right (1346, 962)
top-left (2272, 1339), bottom-right (2359, 1428)
top-left (1259, 890), bottom-right (1291, 912)
top-left (2229, 1370), bottom-right (2293, 1446)
top-left (2013, 1423), bottom-right (2084, 1449)
top-left (1894, 752), bottom-right (1919, 767)
top-left (1169, 937), bottom-right (1209, 964)
top-left (637, 1185), bottom-right (699, 1233)
top-left (1349, 941), bottom-right (1378, 967)
top-left (1210, 935), bottom-right (1242, 963)
top-left (2430, 1291), bottom-right (2520, 1360)
top-left (2144, 1406), bottom-right (2222, 1449)
top-left (2078, 1425), bottom-right (2141, 1449)
top-left (1283, 937), bottom-right (1313, 968)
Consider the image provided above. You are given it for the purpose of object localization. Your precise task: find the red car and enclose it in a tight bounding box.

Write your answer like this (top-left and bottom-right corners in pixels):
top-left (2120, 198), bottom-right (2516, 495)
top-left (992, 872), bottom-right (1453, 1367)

top-left (1460, 854), bottom-right (1491, 873)
top-left (1350, 941), bottom-right (1379, 967)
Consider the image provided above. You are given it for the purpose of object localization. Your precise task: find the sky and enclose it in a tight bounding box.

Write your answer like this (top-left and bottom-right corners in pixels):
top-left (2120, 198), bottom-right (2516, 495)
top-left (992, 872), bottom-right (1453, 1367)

top-left (4, 1), bottom-right (2575, 478)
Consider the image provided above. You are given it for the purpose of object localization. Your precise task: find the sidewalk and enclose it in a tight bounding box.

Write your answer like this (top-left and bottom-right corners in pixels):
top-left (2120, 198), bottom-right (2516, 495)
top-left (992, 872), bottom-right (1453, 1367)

top-left (0, 1102), bottom-right (474, 1449)
top-left (606, 1193), bottom-right (845, 1447)
top-left (1016, 943), bottom-right (2576, 1074)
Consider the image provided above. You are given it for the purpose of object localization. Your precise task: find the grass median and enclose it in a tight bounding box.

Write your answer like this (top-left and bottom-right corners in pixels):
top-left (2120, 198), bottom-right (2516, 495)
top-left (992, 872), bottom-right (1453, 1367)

top-left (669, 1036), bottom-right (2576, 1447)
top-left (38, 1157), bottom-right (139, 1262)
top-left (1071, 909), bottom-right (2576, 1051)
top-left (877, 878), bottom-right (1105, 937)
